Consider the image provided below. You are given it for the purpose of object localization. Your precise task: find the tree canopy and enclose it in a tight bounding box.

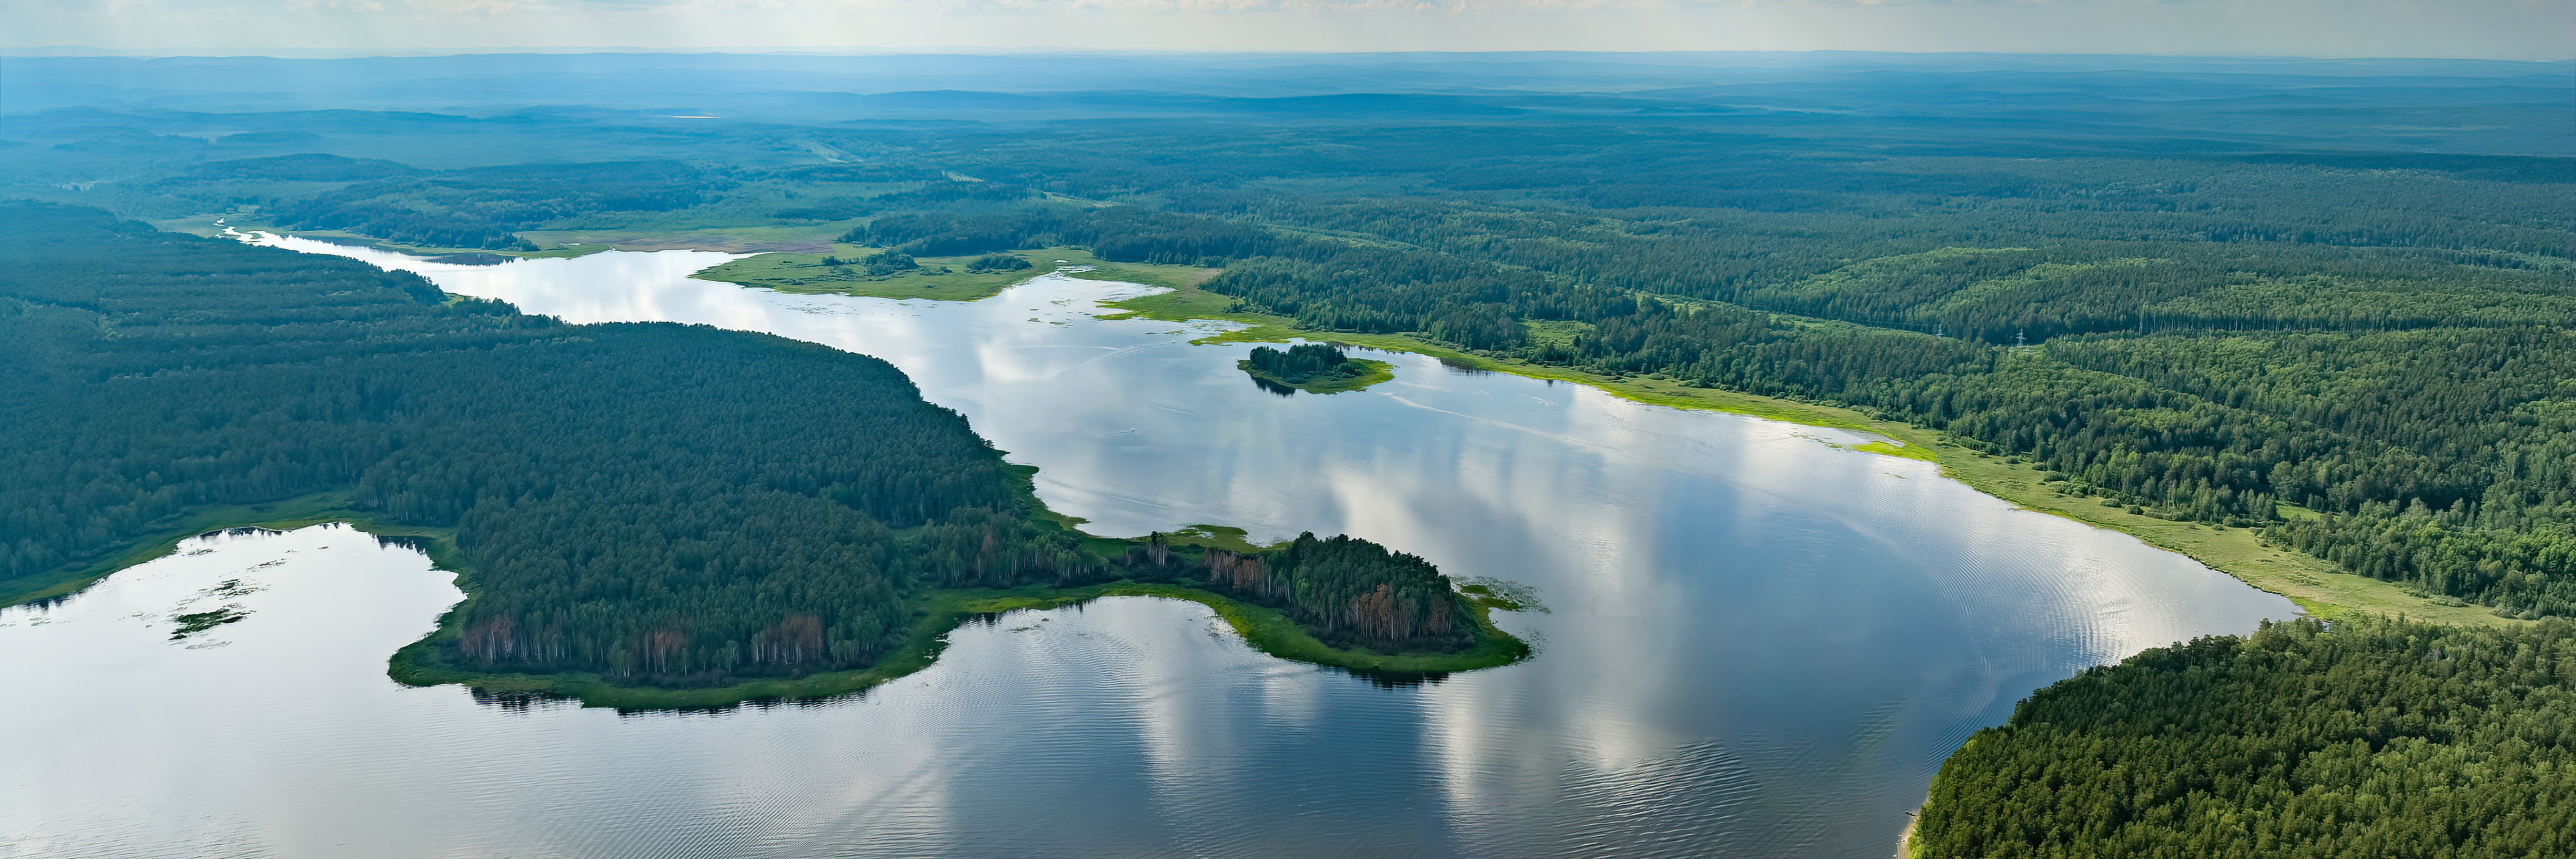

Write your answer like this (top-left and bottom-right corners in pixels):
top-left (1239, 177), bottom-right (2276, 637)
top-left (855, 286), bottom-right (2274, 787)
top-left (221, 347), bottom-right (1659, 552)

top-left (1914, 617), bottom-right (2576, 859)
top-left (0, 202), bottom-right (1487, 691)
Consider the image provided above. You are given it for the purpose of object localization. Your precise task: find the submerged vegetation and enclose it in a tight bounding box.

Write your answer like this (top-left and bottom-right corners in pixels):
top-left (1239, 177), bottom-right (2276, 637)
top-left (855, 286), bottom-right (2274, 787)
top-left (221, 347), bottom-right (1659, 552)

top-left (0, 202), bottom-right (1521, 705)
top-left (169, 605), bottom-right (251, 640)
top-left (691, 246), bottom-right (1204, 302)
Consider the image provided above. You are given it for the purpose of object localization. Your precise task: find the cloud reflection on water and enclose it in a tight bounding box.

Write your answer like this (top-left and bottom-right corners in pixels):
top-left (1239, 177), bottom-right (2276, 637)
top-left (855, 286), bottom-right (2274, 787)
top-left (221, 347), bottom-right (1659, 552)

top-left (60, 234), bottom-right (2299, 857)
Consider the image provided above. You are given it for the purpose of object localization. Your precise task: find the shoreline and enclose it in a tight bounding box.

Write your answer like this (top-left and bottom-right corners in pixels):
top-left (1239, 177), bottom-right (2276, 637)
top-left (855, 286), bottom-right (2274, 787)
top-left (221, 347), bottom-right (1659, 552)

top-left (1095, 281), bottom-right (2518, 627)
top-left (16, 228), bottom-right (2494, 712)
top-left (690, 246), bottom-right (1220, 302)
top-left (0, 492), bottom-right (443, 608)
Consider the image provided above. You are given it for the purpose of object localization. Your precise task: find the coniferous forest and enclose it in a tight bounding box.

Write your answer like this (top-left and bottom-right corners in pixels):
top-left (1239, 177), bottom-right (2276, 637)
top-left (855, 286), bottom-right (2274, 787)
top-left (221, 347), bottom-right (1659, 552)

top-left (42, 97), bottom-right (2551, 620)
top-left (0, 201), bottom-right (1484, 689)
top-left (761, 188), bottom-right (2576, 618)
top-left (1913, 617), bottom-right (2575, 858)
top-left (1200, 534), bottom-right (1473, 653)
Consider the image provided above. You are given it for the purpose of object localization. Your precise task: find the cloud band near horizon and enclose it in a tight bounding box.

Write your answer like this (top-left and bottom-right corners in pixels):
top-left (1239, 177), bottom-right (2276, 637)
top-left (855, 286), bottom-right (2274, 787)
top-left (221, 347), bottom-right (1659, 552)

top-left (4, 0), bottom-right (2568, 60)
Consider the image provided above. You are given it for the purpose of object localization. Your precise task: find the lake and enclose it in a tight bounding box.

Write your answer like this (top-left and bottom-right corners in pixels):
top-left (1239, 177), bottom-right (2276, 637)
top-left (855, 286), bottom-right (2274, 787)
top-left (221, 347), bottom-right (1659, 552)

top-left (0, 238), bottom-right (2296, 858)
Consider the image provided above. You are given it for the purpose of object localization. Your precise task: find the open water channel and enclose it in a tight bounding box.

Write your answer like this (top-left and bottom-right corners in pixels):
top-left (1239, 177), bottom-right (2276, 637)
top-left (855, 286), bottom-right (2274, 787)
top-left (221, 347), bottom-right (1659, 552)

top-left (0, 238), bottom-right (2296, 858)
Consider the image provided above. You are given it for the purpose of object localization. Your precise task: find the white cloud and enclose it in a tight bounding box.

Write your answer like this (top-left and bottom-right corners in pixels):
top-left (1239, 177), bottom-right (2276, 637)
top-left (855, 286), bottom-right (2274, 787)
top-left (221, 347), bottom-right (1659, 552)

top-left (2, 0), bottom-right (2566, 58)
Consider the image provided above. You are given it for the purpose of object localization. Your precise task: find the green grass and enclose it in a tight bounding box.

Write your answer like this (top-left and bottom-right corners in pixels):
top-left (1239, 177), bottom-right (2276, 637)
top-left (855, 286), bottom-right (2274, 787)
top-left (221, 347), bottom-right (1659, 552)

top-left (517, 220), bottom-right (867, 254)
top-left (152, 214), bottom-right (610, 260)
top-left (1092, 281), bottom-right (2520, 628)
top-left (1923, 447), bottom-right (2517, 627)
top-left (1157, 524), bottom-right (1267, 554)
top-left (1521, 319), bottom-right (1594, 348)
top-left (692, 246), bottom-right (1040, 301)
top-left (158, 213), bottom-right (864, 258)
top-left (1100, 283), bottom-right (1887, 427)
top-left (152, 214), bottom-right (255, 238)
top-left (1051, 252), bottom-right (1221, 293)
top-left (294, 230), bottom-right (613, 260)
top-left (695, 246), bottom-right (1217, 301)
top-left (1239, 358), bottom-right (1395, 394)
top-left (1094, 281), bottom-right (1299, 340)
top-left (1848, 441), bottom-right (1941, 462)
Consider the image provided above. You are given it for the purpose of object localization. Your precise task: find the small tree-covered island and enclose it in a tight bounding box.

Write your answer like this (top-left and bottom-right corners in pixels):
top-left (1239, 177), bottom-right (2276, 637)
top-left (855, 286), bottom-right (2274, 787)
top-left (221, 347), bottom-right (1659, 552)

top-left (1239, 344), bottom-right (1396, 395)
top-left (0, 203), bottom-right (1526, 709)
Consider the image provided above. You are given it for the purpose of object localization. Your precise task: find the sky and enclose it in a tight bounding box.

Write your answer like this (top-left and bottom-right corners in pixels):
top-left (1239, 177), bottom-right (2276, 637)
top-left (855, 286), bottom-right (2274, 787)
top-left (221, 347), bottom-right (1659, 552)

top-left (3, 0), bottom-right (2570, 60)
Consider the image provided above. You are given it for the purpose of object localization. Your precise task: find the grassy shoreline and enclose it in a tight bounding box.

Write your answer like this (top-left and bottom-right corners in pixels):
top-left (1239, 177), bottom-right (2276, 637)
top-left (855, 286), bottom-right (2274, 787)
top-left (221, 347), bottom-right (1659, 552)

top-left (1097, 282), bottom-right (2519, 627)
top-left (692, 246), bottom-right (1217, 301)
top-left (152, 215), bottom-right (611, 260)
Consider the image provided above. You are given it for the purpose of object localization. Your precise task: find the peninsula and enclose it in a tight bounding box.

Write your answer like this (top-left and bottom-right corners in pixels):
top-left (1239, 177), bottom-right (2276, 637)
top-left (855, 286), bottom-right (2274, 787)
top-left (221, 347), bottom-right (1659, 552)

top-left (0, 203), bottom-right (1527, 710)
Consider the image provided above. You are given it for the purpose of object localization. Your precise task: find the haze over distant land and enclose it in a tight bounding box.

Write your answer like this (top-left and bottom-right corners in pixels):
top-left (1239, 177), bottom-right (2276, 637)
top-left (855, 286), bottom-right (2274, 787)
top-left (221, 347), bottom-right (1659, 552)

top-left (1, 0), bottom-right (2567, 60)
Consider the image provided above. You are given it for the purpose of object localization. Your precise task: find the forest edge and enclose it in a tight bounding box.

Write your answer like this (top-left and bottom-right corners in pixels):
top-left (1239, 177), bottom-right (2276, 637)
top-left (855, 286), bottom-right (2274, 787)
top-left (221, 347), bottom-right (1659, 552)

top-left (1094, 278), bottom-right (2523, 628)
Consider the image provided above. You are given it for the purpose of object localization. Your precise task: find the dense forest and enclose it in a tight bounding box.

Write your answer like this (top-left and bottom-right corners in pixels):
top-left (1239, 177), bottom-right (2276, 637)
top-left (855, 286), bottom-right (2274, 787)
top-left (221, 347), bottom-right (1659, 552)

top-left (0, 201), bottom-right (1483, 689)
top-left (1912, 617), bottom-right (2575, 858)
top-left (1, 58), bottom-right (2568, 850)
top-left (696, 132), bottom-right (2572, 621)
top-left (1160, 185), bottom-right (2576, 619)
top-left (3, 54), bottom-right (2565, 850)
top-left (19, 104), bottom-right (2566, 617)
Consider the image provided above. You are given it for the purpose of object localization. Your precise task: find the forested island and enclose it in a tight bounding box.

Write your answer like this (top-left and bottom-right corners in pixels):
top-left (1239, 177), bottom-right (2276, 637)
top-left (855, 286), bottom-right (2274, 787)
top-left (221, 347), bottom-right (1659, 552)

top-left (0, 202), bottom-right (1523, 707)
top-left (1238, 344), bottom-right (1393, 395)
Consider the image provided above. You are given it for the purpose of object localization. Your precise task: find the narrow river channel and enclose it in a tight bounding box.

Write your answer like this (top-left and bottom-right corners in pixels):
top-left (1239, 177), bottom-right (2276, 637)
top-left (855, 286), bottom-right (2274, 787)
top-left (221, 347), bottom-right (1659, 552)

top-left (0, 238), bottom-right (2297, 858)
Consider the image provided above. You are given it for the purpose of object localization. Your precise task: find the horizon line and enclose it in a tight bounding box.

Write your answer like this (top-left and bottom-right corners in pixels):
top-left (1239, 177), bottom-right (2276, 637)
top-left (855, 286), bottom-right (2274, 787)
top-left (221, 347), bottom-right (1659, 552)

top-left (5, 46), bottom-right (2571, 64)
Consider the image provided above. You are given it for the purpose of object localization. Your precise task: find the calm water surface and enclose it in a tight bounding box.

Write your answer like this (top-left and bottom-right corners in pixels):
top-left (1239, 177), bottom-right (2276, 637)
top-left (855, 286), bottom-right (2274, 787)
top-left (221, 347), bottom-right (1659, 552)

top-left (0, 238), bottom-right (2296, 858)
